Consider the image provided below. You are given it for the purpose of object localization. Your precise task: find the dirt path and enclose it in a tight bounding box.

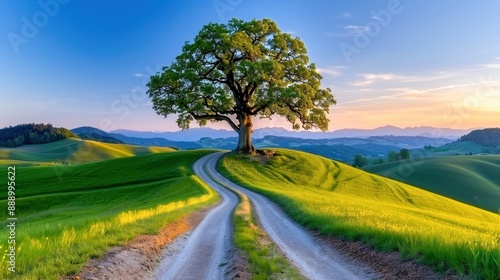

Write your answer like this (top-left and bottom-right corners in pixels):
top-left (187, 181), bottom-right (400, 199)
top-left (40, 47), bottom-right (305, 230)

top-left (155, 154), bottom-right (240, 280)
top-left (201, 152), bottom-right (377, 280)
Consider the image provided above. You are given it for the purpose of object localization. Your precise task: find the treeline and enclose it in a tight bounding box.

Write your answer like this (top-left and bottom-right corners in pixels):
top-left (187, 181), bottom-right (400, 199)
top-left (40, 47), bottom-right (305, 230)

top-left (0, 123), bottom-right (77, 147)
top-left (460, 128), bottom-right (500, 147)
top-left (353, 148), bottom-right (410, 168)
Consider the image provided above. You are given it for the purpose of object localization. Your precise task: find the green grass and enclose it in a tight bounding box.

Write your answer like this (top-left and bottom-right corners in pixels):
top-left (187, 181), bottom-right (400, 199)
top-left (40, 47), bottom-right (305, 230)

top-left (365, 155), bottom-right (500, 213)
top-left (232, 191), bottom-right (302, 279)
top-left (0, 138), bottom-right (176, 167)
top-left (217, 149), bottom-right (500, 279)
top-left (0, 150), bottom-right (218, 279)
top-left (432, 141), bottom-right (486, 155)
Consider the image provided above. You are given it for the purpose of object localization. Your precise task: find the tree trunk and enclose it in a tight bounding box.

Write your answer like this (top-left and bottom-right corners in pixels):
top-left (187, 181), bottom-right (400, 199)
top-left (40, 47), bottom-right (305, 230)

top-left (236, 112), bottom-right (255, 154)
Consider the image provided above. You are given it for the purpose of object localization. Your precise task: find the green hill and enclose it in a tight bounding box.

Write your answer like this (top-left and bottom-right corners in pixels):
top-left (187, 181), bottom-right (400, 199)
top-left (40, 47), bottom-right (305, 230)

top-left (460, 128), bottom-right (500, 147)
top-left (218, 149), bottom-right (500, 279)
top-left (0, 150), bottom-right (217, 279)
top-left (364, 155), bottom-right (500, 213)
top-left (0, 138), bottom-right (176, 166)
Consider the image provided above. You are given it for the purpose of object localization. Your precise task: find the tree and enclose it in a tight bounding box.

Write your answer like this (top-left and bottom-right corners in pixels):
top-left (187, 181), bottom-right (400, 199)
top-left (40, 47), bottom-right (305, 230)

top-left (388, 150), bottom-right (400, 162)
top-left (352, 154), bottom-right (368, 168)
top-left (147, 18), bottom-right (336, 154)
top-left (400, 148), bottom-right (410, 160)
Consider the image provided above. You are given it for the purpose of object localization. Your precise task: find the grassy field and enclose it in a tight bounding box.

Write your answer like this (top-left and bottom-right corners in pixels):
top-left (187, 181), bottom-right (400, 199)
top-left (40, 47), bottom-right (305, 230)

top-left (0, 150), bottom-right (218, 279)
top-left (431, 141), bottom-right (488, 155)
top-left (232, 190), bottom-right (302, 279)
top-left (0, 138), bottom-right (176, 167)
top-left (218, 149), bottom-right (500, 279)
top-left (365, 155), bottom-right (500, 213)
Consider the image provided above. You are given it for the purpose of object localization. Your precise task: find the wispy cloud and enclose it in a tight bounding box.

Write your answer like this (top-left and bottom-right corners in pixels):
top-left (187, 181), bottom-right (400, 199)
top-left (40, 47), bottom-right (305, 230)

top-left (326, 24), bottom-right (370, 37)
top-left (350, 73), bottom-right (410, 86)
top-left (344, 79), bottom-right (500, 104)
top-left (316, 67), bottom-right (343, 78)
top-left (344, 25), bottom-right (369, 34)
top-left (342, 12), bottom-right (352, 18)
top-left (134, 73), bottom-right (145, 77)
top-left (482, 64), bottom-right (500, 68)
top-left (495, 56), bottom-right (500, 60)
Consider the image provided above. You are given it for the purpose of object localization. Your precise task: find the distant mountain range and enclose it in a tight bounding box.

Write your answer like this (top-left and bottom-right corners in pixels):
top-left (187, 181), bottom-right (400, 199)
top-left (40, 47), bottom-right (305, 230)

top-left (111, 125), bottom-right (472, 141)
top-left (67, 126), bottom-right (455, 163)
top-left (71, 126), bottom-right (202, 150)
top-left (0, 123), bottom-right (490, 164)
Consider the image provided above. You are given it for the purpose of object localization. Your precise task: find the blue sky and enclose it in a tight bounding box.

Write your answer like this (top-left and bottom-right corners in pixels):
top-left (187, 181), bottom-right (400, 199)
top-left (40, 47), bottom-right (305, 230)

top-left (1, 0), bottom-right (499, 132)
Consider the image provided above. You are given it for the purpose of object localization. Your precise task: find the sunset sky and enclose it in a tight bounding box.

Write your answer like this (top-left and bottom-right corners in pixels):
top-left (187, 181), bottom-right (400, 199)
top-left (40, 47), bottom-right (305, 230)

top-left (1, 0), bottom-right (499, 132)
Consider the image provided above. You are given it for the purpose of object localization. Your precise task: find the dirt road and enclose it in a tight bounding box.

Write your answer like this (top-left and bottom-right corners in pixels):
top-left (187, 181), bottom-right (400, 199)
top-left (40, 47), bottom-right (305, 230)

top-left (155, 154), bottom-right (238, 279)
top-left (157, 152), bottom-right (377, 279)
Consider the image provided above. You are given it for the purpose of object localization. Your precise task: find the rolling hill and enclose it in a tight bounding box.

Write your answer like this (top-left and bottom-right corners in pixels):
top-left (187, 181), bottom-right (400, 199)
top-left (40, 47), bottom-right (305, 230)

top-left (0, 150), bottom-right (217, 279)
top-left (459, 128), bottom-right (500, 148)
top-left (364, 155), bottom-right (500, 213)
top-left (0, 138), bottom-right (176, 166)
top-left (218, 149), bottom-right (500, 279)
top-left (71, 126), bottom-right (124, 144)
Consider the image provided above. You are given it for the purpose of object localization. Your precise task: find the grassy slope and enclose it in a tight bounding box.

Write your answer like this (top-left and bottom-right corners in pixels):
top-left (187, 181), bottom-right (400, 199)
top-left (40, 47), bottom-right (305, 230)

top-left (0, 150), bottom-right (217, 279)
top-left (0, 138), bottom-right (176, 166)
top-left (432, 141), bottom-right (486, 155)
top-left (364, 155), bottom-right (500, 213)
top-left (218, 149), bottom-right (500, 279)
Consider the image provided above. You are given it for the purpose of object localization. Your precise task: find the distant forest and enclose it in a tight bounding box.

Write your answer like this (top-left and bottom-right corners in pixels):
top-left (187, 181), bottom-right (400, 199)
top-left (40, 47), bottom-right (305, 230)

top-left (0, 123), bottom-right (77, 147)
top-left (460, 128), bottom-right (500, 147)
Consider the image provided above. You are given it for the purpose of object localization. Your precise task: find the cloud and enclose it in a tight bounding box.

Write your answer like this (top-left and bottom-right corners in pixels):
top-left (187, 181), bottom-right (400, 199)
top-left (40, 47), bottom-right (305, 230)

top-left (482, 64), bottom-right (500, 68)
top-left (326, 25), bottom-right (370, 37)
top-left (134, 73), bottom-right (145, 77)
top-left (344, 79), bottom-right (500, 105)
top-left (316, 67), bottom-right (343, 78)
top-left (344, 25), bottom-right (369, 33)
top-left (342, 12), bottom-right (352, 18)
top-left (495, 56), bottom-right (500, 60)
top-left (351, 73), bottom-right (408, 86)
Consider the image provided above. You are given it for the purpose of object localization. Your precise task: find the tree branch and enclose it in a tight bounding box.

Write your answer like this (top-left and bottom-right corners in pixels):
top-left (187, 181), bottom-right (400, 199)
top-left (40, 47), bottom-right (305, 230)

top-left (191, 113), bottom-right (239, 132)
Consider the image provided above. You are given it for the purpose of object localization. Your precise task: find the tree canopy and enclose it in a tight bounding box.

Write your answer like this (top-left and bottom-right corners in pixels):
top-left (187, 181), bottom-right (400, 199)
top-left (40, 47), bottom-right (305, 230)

top-left (147, 18), bottom-right (336, 153)
top-left (0, 123), bottom-right (77, 147)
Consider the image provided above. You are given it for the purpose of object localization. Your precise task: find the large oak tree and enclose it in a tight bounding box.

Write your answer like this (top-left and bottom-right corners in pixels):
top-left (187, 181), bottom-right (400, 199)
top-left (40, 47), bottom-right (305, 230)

top-left (147, 18), bottom-right (336, 153)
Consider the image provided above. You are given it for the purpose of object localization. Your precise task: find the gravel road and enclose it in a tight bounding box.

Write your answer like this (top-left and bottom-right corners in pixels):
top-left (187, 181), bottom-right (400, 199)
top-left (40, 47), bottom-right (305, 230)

top-left (155, 154), bottom-right (238, 280)
top-left (157, 152), bottom-right (377, 280)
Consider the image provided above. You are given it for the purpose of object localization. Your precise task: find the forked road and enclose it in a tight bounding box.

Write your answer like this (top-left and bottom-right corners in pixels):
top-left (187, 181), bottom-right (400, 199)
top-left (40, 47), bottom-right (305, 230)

top-left (157, 152), bottom-right (375, 280)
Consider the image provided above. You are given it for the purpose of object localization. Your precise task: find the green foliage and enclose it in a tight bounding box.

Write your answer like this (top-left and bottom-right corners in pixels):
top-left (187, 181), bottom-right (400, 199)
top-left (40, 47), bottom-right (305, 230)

top-left (352, 153), bottom-right (368, 167)
top-left (218, 149), bottom-right (500, 279)
top-left (400, 148), bottom-right (410, 159)
top-left (388, 150), bottom-right (400, 161)
top-left (460, 128), bottom-right (500, 147)
top-left (0, 150), bottom-right (218, 279)
top-left (0, 123), bottom-right (78, 147)
top-left (373, 158), bottom-right (385, 165)
top-left (387, 149), bottom-right (410, 161)
top-left (147, 18), bottom-right (336, 137)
